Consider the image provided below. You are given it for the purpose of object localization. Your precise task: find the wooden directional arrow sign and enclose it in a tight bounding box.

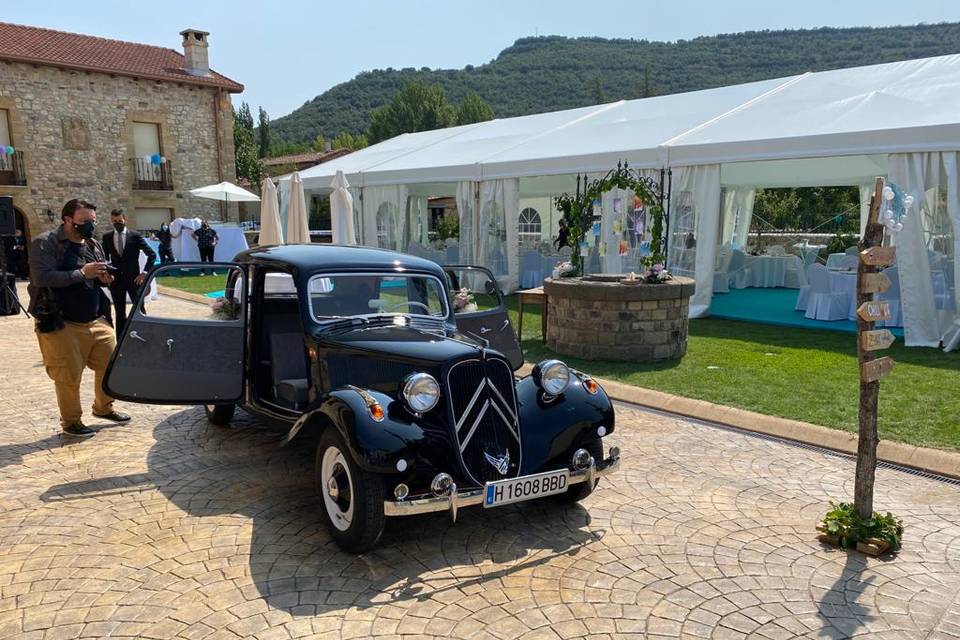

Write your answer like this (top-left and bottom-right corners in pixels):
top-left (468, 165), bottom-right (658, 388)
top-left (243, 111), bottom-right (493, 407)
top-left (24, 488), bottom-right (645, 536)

top-left (861, 272), bottom-right (892, 294)
top-left (860, 246), bottom-right (897, 267)
top-left (861, 356), bottom-right (895, 383)
top-left (857, 301), bottom-right (892, 322)
top-left (861, 329), bottom-right (896, 351)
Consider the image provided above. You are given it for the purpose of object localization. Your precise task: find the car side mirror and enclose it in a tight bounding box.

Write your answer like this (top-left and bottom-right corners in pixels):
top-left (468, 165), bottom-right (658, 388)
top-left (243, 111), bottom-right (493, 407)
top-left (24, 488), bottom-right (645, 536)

top-left (484, 280), bottom-right (497, 294)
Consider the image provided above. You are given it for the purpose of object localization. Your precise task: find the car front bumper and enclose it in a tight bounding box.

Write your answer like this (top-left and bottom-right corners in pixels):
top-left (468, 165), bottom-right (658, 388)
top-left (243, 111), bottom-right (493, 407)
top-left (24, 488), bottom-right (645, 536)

top-left (383, 447), bottom-right (621, 520)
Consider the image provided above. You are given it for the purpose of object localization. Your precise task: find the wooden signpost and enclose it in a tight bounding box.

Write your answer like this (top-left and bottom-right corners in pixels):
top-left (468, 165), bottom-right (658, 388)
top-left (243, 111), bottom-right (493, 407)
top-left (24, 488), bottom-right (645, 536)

top-left (861, 329), bottom-right (896, 352)
top-left (854, 177), bottom-right (897, 521)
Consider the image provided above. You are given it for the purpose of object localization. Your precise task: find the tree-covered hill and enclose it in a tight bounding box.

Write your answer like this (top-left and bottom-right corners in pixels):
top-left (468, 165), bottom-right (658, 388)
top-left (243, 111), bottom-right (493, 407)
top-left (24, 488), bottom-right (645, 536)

top-left (271, 22), bottom-right (960, 144)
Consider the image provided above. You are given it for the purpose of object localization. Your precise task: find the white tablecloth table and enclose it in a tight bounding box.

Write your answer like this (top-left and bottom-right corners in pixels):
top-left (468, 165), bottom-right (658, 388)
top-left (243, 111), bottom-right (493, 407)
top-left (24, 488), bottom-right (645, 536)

top-left (169, 218), bottom-right (249, 262)
top-left (827, 270), bottom-right (859, 319)
top-left (744, 255), bottom-right (807, 288)
top-left (825, 253), bottom-right (856, 270)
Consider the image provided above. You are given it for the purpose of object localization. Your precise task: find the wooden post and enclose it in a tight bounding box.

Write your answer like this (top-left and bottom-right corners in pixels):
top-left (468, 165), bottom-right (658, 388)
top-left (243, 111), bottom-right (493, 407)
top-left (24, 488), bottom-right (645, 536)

top-left (854, 176), bottom-right (893, 521)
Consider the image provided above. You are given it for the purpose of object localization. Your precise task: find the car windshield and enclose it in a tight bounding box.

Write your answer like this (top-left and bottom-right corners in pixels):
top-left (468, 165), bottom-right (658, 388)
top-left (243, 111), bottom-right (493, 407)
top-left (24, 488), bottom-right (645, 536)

top-left (308, 273), bottom-right (449, 322)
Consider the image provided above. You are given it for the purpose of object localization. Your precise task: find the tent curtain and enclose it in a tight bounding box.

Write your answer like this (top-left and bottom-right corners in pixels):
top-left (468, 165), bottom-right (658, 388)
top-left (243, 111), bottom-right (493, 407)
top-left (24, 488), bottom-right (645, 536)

top-left (942, 153), bottom-right (960, 351)
top-left (888, 153), bottom-right (956, 347)
top-left (667, 164), bottom-right (722, 318)
top-left (407, 196), bottom-right (430, 247)
top-left (859, 183), bottom-right (874, 237)
top-left (477, 179), bottom-right (520, 292)
top-left (361, 185), bottom-right (408, 250)
top-left (349, 186), bottom-right (362, 245)
top-left (720, 187), bottom-right (755, 250)
top-left (456, 181), bottom-right (477, 264)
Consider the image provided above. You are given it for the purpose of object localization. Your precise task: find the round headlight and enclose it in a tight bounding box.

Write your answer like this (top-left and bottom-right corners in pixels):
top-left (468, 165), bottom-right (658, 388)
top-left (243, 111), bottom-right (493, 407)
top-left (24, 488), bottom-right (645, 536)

top-left (536, 359), bottom-right (570, 396)
top-left (402, 373), bottom-right (440, 414)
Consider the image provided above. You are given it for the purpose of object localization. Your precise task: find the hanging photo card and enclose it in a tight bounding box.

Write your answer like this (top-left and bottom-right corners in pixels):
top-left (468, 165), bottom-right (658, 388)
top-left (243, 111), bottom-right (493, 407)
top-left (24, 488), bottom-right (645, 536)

top-left (580, 241), bottom-right (589, 257)
top-left (591, 221), bottom-right (602, 237)
top-left (591, 197), bottom-right (601, 209)
top-left (633, 195), bottom-right (643, 210)
top-left (612, 219), bottom-right (622, 234)
top-left (639, 241), bottom-right (650, 257)
top-left (618, 240), bottom-right (629, 256)
top-left (599, 242), bottom-right (607, 257)
top-left (613, 198), bottom-right (622, 215)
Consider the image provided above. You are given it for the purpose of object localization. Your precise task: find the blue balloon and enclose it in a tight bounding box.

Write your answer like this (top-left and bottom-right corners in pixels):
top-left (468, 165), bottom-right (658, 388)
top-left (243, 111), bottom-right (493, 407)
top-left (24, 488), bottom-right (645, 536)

top-left (4, 145), bottom-right (12, 155)
top-left (151, 153), bottom-right (162, 165)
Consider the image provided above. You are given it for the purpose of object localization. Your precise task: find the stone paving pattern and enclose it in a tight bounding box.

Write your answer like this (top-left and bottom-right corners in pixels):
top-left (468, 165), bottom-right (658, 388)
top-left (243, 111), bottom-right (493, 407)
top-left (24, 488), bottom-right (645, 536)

top-left (1, 283), bottom-right (960, 639)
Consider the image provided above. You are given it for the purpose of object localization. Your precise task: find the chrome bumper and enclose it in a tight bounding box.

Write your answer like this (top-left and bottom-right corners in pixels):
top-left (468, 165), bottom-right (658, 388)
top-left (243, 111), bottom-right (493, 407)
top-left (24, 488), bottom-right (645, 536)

top-left (383, 448), bottom-right (621, 518)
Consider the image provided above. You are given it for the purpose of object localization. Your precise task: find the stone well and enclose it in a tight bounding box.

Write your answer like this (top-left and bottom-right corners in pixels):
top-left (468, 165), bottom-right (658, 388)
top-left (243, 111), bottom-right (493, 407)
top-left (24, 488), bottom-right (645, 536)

top-left (543, 275), bottom-right (695, 361)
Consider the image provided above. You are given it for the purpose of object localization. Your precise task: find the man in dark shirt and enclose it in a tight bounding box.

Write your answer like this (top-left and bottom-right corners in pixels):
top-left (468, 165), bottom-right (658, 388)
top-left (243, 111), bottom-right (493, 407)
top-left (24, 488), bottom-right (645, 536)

top-left (27, 199), bottom-right (131, 437)
top-left (103, 209), bottom-right (156, 334)
top-left (191, 219), bottom-right (218, 273)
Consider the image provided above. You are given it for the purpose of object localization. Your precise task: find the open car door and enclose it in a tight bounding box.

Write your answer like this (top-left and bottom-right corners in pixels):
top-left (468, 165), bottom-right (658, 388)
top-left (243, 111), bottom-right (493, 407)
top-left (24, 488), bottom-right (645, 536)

top-left (104, 263), bottom-right (247, 404)
top-left (443, 265), bottom-right (523, 370)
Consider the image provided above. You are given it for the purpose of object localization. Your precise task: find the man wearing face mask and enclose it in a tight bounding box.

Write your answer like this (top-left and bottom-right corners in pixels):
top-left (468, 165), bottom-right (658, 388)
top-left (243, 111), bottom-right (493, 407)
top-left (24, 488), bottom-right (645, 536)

top-left (103, 209), bottom-right (156, 333)
top-left (27, 199), bottom-right (130, 438)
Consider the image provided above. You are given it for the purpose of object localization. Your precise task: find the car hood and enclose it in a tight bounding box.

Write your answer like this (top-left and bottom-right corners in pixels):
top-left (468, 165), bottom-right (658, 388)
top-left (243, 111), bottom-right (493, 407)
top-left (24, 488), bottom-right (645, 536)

top-left (315, 325), bottom-right (485, 365)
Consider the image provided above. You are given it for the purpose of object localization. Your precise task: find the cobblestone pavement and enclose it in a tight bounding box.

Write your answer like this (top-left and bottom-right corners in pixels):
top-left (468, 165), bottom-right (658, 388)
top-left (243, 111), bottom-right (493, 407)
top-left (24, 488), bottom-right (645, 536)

top-left (1, 283), bottom-right (960, 639)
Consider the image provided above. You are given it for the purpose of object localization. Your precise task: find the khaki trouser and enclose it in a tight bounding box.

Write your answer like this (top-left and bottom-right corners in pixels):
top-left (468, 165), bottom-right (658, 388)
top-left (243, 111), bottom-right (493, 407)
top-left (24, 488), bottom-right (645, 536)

top-left (35, 318), bottom-right (116, 427)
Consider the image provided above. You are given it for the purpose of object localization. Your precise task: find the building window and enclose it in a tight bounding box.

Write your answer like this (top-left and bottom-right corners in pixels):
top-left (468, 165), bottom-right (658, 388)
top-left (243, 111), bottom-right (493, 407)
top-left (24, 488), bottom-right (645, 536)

top-left (519, 207), bottom-right (542, 245)
top-left (133, 207), bottom-right (173, 233)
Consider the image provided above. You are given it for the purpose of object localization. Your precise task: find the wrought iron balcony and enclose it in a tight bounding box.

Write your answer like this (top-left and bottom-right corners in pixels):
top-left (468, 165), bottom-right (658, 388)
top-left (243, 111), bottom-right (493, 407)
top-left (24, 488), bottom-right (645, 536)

top-left (132, 157), bottom-right (173, 190)
top-left (0, 150), bottom-right (27, 186)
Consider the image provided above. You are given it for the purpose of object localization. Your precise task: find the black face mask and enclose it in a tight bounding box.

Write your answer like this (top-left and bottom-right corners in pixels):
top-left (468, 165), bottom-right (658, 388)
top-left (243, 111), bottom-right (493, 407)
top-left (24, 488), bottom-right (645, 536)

top-left (74, 221), bottom-right (96, 239)
top-left (113, 222), bottom-right (125, 232)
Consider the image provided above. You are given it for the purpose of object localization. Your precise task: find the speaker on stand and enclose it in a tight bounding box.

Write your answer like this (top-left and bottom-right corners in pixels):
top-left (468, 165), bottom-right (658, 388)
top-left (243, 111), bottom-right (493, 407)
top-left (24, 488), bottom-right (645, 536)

top-left (0, 196), bottom-right (28, 317)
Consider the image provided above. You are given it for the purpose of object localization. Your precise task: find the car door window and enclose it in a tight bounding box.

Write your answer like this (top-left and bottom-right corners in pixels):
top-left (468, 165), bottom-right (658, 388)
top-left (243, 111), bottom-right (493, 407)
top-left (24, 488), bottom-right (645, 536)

top-left (443, 266), bottom-right (523, 370)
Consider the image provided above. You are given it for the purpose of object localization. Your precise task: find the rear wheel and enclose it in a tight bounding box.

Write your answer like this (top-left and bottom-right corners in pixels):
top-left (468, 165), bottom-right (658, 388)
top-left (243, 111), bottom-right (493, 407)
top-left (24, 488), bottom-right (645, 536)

top-left (315, 429), bottom-right (386, 553)
top-left (556, 440), bottom-right (603, 503)
top-left (204, 403), bottom-right (235, 426)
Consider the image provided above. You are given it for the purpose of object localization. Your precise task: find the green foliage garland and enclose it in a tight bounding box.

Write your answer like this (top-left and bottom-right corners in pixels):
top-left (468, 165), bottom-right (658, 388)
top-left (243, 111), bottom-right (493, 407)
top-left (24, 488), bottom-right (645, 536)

top-left (555, 162), bottom-right (663, 277)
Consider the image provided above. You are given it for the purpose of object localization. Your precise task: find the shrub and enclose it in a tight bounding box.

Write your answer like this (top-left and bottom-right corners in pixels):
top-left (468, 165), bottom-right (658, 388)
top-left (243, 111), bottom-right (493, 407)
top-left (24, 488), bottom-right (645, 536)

top-left (821, 502), bottom-right (904, 549)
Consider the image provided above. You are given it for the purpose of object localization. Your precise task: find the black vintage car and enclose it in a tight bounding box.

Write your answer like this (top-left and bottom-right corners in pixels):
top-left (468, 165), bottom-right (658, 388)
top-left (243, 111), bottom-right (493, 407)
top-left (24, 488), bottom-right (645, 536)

top-left (104, 245), bottom-right (619, 552)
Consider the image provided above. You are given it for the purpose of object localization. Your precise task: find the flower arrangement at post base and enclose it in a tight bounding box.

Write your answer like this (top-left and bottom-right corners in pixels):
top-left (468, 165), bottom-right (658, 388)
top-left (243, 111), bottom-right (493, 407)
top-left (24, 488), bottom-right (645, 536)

top-left (453, 287), bottom-right (477, 313)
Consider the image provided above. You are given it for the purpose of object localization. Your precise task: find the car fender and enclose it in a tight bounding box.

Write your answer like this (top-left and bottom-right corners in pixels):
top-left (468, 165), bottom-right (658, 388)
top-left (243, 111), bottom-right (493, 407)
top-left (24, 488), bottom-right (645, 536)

top-left (515, 373), bottom-right (615, 474)
top-left (283, 387), bottom-right (433, 474)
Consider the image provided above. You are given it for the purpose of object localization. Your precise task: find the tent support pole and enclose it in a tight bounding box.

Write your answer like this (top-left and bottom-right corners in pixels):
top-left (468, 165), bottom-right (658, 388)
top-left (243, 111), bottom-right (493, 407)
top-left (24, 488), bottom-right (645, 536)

top-left (663, 168), bottom-right (672, 264)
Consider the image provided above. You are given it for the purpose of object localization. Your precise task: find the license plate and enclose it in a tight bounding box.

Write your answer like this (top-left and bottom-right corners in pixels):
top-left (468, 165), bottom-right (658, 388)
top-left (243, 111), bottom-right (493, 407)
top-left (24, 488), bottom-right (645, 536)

top-left (483, 469), bottom-right (570, 508)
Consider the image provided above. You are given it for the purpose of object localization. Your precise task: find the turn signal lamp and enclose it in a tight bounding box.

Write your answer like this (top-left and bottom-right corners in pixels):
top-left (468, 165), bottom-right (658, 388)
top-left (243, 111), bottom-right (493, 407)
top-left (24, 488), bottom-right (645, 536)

top-left (369, 403), bottom-right (385, 422)
top-left (583, 378), bottom-right (599, 395)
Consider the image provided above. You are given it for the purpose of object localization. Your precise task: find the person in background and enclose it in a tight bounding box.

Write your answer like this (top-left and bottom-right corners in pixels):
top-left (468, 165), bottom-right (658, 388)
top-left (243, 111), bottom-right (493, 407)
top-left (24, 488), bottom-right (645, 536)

top-left (157, 222), bottom-right (174, 265)
top-left (554, 218), bottom-right (570, 251)
top-left (192, 219), bottom-right (218, 273)
top-left (10, 229), bottom-right (28, 278)
top-left (103, 209), bottom-right (156, 334)
top-left (27, 199), bottom-right (130, 438)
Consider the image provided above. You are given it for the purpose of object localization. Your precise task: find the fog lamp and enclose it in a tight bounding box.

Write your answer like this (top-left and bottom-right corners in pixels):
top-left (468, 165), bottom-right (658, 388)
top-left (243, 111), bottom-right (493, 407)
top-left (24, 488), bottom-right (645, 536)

top-left (572, 448), bottom-right (593, 471)
top-left (431, 472), bottom-right (454, 496)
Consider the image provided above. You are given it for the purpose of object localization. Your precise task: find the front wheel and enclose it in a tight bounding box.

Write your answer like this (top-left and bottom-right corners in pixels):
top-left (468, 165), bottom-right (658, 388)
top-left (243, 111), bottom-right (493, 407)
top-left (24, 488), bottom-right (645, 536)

top-left (204, 403), bottom-right (235, 426)
top-left (315, 429), bottom-right (386, 553)
top-left (556, 440), bottom-right (604, 503)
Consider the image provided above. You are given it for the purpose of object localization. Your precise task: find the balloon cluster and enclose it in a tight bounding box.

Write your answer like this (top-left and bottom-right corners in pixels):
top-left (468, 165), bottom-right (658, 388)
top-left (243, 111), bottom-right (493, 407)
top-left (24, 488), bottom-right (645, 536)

top-left (142, 153), bottom-right (166, 165)
top-left (2, 145), bottom-right (14, 156)
top-left (881, 183), bottom-right (913, 233)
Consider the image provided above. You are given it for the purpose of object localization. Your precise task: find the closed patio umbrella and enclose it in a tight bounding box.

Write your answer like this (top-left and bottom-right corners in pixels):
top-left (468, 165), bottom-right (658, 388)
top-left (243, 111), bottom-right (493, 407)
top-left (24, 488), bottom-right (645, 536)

top-left (258, 177), bottom-right (283, 246)
top-left (286, 171), bottom-right (310, 244)
top-left (330, 170), bottom-right (356, 245)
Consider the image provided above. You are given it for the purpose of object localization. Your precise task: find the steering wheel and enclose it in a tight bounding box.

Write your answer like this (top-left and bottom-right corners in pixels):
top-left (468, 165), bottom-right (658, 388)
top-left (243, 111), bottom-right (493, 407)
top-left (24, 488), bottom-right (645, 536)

top-left (384, 300), bottom-right (432, 314)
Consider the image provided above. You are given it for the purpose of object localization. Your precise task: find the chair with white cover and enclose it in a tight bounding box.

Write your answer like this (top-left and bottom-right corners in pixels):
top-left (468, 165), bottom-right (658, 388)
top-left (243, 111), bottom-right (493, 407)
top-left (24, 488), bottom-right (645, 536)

top-left (794, 263), bottom-right (813, 311)
top-left (558, 246), bottom-right (572, 258)
top-left (520, 249), bottom-right (543, 289)
top-left (727, 250), bottom-right (752, 289)
top-left (804, 264), bottom-right (848, 321)
top-left (876, 266), bottom-right (902, 327)
top-left (713, 250), bottom-right (734, 293)
top-left (445, 244), bottom-right (459, 264)
top-left (838, 254), bottom-right (859, 270)
top-left (844, 246), bottom-right (860, 256)
top-left (802, 248), bottom-right (819, 268)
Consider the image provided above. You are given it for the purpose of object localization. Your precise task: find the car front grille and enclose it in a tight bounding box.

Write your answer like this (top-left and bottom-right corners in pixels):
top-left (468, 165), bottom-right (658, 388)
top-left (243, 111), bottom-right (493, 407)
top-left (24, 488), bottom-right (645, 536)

top-left (446, 357), bottom-right (521, 485)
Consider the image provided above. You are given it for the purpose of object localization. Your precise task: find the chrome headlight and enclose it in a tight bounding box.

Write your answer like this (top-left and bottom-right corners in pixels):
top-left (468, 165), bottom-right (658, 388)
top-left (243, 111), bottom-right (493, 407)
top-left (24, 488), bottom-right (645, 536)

top-left (402, 373), bottom-right (440, 414)
top-left (534, 359), bottom-right (570, 396)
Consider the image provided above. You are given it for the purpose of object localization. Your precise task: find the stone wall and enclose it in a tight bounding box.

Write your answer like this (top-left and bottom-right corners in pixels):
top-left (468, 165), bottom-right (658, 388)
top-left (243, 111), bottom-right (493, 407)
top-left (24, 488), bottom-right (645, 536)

top-left (544, 276), bottom-right (695, 361)
top-left (0, 60), bottom-right (237, 240)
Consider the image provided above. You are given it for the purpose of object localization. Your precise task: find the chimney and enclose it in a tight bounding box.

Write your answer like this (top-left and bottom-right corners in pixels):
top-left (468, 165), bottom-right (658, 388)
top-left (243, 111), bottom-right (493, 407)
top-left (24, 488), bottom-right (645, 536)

top-left (180, 28), bottom-right (210, 76)
top-left (324, 139), bottom-right (332, 152)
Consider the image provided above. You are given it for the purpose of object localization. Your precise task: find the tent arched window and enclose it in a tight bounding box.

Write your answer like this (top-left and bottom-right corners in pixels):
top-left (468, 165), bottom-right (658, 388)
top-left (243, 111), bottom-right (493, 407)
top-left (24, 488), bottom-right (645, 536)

top-left (518, 207), bottom-right (542, 246)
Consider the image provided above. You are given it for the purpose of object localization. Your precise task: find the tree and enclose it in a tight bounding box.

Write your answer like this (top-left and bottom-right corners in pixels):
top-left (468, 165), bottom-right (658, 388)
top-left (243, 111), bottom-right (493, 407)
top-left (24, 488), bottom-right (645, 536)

top-left (311, 134), bottom-right (327, 152)
top-left (367, 81), bottom-right (456, 143)
top-left (640, 65), bottom-right (657, 98)
top-left (589, 74), bottom-right (605, 104)
top-left (233, 103), bottom-right (262, 187)
top-left (257, 107), bottom-right (271, 159)
top-left (331, 131), bottom-right (369, 151)
top-left (456, 92), bottom-right (494, 125)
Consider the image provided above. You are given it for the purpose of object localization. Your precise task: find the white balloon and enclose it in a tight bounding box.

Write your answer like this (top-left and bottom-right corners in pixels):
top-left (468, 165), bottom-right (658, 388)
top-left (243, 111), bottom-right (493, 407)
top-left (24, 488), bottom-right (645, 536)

top-left (903, 195), bottom-right (915, 208)
top-left (894, 222), bottom-right (904, 232)
top-left (883, 186), bottom-right (895, 201)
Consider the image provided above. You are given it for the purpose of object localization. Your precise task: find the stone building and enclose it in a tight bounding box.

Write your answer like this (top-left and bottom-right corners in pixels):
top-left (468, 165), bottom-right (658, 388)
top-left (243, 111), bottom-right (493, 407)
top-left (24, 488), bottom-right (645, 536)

top-left (0, 22), bottom-right (243, 242)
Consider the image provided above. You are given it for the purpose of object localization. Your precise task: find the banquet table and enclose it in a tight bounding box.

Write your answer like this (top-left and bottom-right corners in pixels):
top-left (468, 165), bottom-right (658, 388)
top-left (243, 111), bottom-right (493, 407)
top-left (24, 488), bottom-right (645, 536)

top-left (744, 254), bottom-right (807, 288)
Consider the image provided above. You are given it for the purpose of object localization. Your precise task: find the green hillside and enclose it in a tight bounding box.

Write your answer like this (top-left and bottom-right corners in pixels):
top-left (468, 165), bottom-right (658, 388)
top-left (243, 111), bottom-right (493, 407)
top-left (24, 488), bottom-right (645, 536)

top-left (271, 23), bottom-right (960, 144)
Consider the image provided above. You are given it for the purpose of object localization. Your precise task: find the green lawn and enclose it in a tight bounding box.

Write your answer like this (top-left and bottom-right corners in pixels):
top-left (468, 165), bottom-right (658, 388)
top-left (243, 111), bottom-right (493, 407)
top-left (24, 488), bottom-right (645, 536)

top-left (156, 273), bottom-right (226, 295)
top-left (504, 295), bottom-right (960, 452)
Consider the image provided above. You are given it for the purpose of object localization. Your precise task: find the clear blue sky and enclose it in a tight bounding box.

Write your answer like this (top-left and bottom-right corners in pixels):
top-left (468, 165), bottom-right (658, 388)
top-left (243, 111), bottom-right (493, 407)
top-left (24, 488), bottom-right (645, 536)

top-left (5, 0), bottom-right (959, 118)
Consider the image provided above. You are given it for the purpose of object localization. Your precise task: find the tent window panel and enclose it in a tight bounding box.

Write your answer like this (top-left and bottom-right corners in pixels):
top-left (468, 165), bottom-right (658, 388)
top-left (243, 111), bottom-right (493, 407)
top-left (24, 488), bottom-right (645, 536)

top-left (376, 203), bottom-right (397, 250)
top-left (519, 207), bottom-right (542, 246)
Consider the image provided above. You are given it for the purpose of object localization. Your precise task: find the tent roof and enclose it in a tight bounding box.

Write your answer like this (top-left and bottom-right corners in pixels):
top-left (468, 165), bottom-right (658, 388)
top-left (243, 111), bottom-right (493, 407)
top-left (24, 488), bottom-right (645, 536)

top-left (292, 54), bottom-right (960, 190)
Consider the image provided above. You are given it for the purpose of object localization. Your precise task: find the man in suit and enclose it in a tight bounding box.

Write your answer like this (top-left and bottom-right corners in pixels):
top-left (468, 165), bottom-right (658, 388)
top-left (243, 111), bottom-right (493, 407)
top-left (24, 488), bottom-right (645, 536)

top-left (103, 209), bottom-right (156, 333)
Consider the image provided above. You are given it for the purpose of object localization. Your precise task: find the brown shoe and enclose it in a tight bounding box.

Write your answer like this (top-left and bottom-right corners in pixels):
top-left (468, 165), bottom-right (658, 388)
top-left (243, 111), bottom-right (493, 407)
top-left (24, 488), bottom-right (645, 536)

top-left (62, 423), bottom-right (96, 438)
top-left (92, 410), bottom-right (131, 423)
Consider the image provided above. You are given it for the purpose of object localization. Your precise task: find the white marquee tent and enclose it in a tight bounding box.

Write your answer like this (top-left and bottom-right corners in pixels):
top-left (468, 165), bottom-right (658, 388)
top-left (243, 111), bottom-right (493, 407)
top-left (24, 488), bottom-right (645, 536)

top-left (280, 53), bottom-right (960, 348)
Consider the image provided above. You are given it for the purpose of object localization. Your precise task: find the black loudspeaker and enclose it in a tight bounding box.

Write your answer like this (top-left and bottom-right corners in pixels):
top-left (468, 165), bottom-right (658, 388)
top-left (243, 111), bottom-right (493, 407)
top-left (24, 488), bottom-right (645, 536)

top-left (0, 274), bottom-right (19, 316)
top-left (0, 196), bottom-right (15, 236)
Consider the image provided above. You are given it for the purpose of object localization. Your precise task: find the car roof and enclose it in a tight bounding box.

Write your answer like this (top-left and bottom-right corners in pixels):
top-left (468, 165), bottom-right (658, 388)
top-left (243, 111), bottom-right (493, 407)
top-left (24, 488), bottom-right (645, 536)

top-left (233, 243), bottom-right (447, 277)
